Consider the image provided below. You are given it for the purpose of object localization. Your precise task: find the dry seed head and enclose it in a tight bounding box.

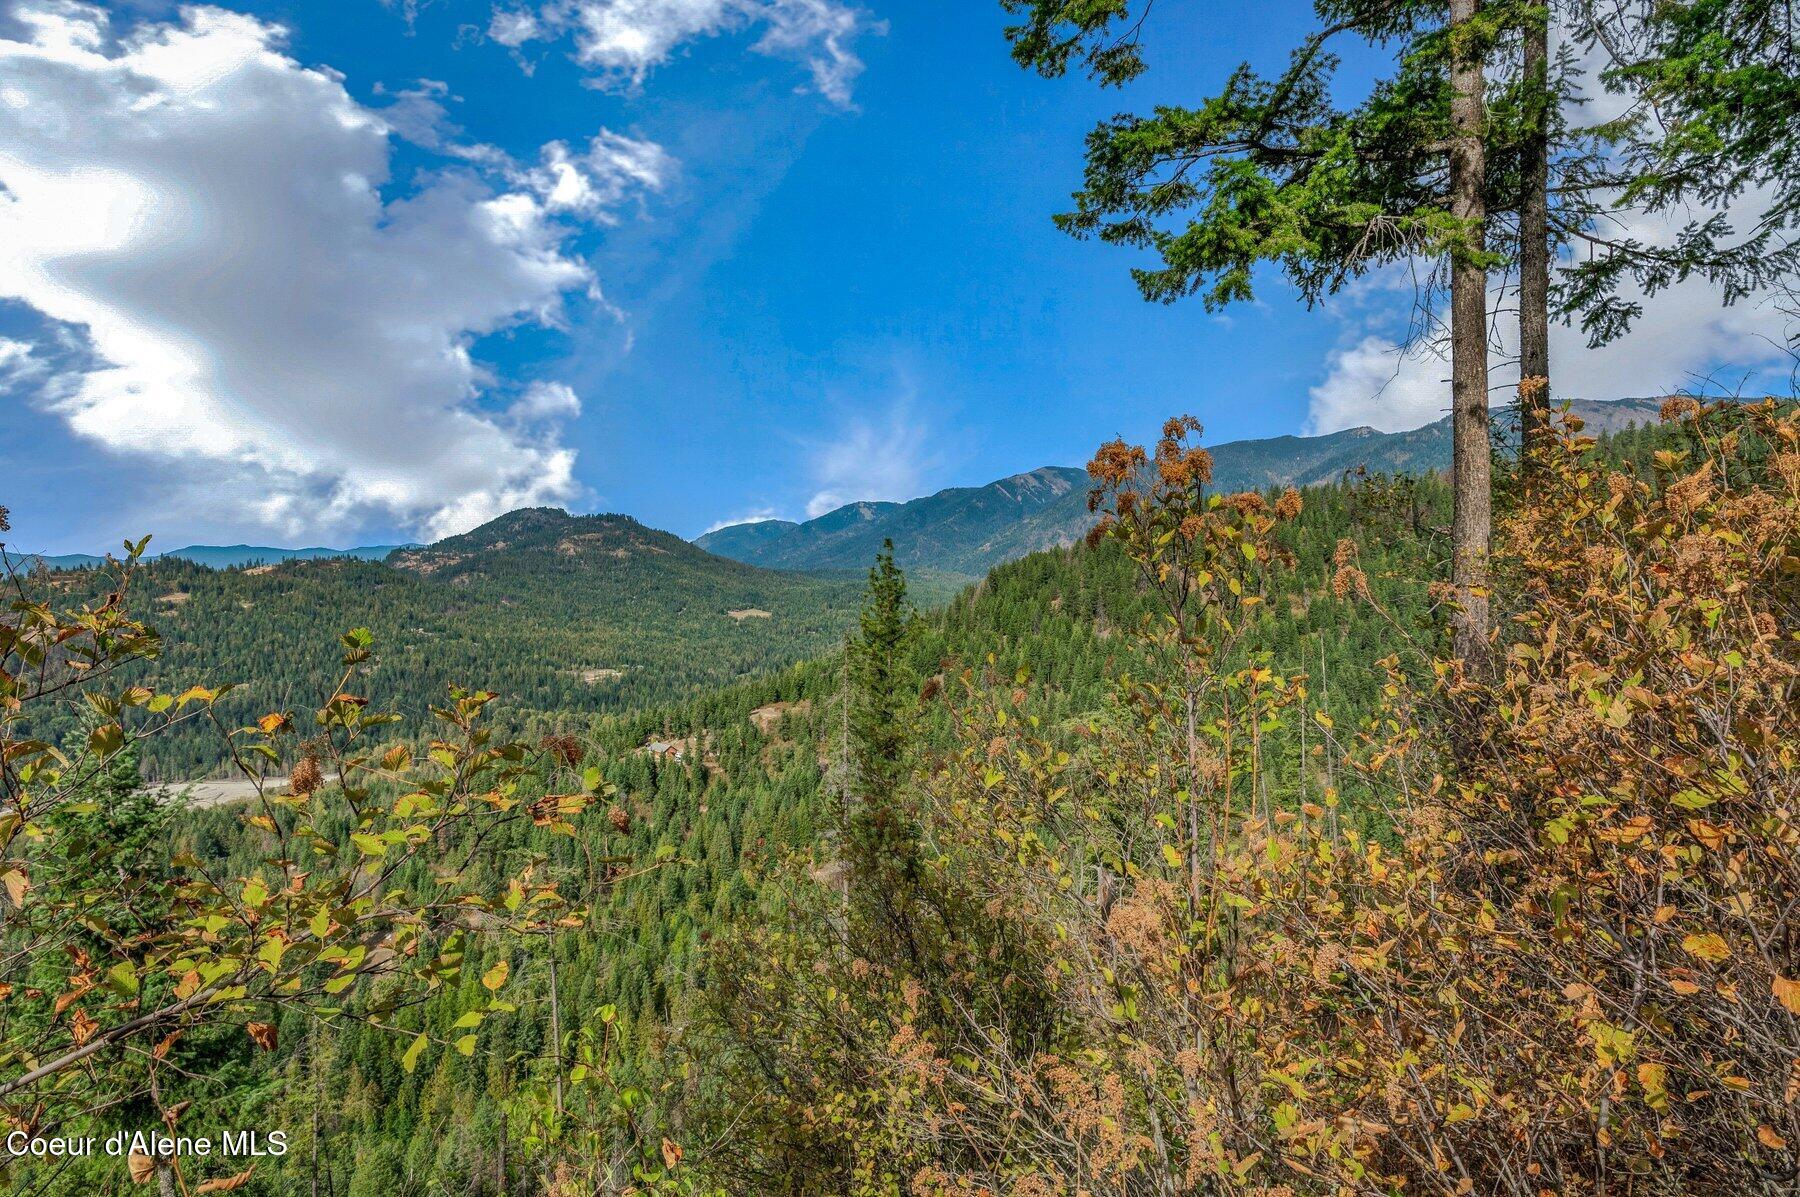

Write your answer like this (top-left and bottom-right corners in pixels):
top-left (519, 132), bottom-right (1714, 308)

top-left (290, 755), bottom-right (324, 796)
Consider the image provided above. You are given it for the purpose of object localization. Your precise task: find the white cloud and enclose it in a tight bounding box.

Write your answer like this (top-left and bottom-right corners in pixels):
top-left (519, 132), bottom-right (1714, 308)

top-left (521, 132), bottom-right (672, 219)
top-left (1306, 224), bottom-right (1795, 435)
top-left (0, 3), bottom-right (666, 541)
top-left (803, 403), bottom-right (933, 518)
top-left (1308, 334), bottom-right (1452, 434)
top-left (0, 337), bottom-right (43, 388)
top-left (488, 7), bottom-right (543, 46)
top-left (489, 0), bottom-right (876, 105)
top-left (702, 506), bottom-right (784, 533)
top-left (509, 379), bottom-right (584, 420)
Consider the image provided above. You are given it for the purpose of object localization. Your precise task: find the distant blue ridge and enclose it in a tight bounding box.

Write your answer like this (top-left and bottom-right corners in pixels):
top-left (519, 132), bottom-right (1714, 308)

top-left (11, 543), bottom-right (418, 571)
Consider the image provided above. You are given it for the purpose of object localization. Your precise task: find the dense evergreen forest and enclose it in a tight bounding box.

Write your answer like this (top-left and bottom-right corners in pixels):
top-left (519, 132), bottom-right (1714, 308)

top-left (10, 509), bottom-right (966, 778)
top-left (1, 457), bottom-right (1453, 1195)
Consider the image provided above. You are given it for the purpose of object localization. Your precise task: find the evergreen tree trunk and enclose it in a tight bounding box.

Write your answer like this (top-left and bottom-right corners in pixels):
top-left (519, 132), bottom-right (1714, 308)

top-left (548, 952), bottom-right (563, 1119)
top-left (1519, 3), bottom-right (1553, 480)
top-left (310, 1020), bottom-right (322, 1197)
top-left (1449, 0), bottom-right (1494, 665)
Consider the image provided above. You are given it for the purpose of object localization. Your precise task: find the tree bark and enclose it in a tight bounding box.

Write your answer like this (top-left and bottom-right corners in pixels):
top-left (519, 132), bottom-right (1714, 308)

top-left (1449, 0), bottom-right (1494, 665)
top-left (1519, 3), bottom-right (1553, 480)
top-left (548, 952), bottom-right (564, 1119)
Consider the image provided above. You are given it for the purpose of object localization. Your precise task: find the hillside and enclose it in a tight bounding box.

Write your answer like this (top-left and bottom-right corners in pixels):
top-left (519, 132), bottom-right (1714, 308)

top-left (61, 467), bottom-right (1451, 1197)
top-left (18, 541), bottom-right (407, 571)
top-left (700, 466), bottom-right (1086, 575)
top-left (699, 396), bottom-right (1676, 573)
top-left (28, 509), bottom-right (890, 777)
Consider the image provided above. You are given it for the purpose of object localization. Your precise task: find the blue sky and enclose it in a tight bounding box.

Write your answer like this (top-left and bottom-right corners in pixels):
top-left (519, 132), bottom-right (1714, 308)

top-left (1, 0), bottom-right (1791, 554)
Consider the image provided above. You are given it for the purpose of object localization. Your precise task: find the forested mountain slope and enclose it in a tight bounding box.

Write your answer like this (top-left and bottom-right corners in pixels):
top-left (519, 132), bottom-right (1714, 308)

top-left (699, 396), bottom-right (1680, 573)
top-left (5, 416), bottom-right (1739, 1197)
top-left (21, 542), bottom-right (407, 571)
top-left (18, 509), bottom-right (899, 777)
top-left (23, 470), bottom-right (1447, 1197)
top-left (699, 466), bottom-right (1087, 575)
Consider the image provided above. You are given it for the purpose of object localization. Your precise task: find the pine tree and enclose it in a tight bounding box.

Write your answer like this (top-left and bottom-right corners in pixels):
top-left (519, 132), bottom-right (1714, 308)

top-left (999, 0), bottom-right (1508, 656)
top-left (843, 540), bottom-right (921, 883)
top-left (1563, 0), bottom-right (1800, 344)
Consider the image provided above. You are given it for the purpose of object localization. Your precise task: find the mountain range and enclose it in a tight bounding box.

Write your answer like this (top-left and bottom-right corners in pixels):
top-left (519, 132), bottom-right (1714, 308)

top-left (18, 396), bottom-right (1682, 583)
top-left (16, 542), bottom-right (410, 572)
top-left (698, 396), bottom-right (1675, 574)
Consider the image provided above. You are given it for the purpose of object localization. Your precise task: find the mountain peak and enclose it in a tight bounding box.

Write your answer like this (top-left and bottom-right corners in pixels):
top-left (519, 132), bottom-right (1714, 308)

top-left (696, 396), bottom-right (1698, 575)
top-left (389, 508), bottom-right (702, 577)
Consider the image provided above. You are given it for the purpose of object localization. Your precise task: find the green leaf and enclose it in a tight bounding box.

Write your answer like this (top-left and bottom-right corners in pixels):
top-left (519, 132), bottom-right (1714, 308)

top-left (401, 1033), bottom-right (428, 1073)
top-left (454, 1035), bottom-right (477, 1056)
top-left (87, 722), bottom-right (125, 758)
top-left (106, 962), bottom-right (139, 996)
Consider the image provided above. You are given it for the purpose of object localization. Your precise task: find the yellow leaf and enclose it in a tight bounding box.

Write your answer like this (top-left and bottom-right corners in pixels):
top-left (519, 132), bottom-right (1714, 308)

top-left (481, 959), bottom-right (510, 992)
top-left (1160, 844), bottom-right (1183, 869)
top-left (1687, 818), bottom-right (1728, 849)
top-left (1, 867), bottom-right (26, 907)
top-left (1773, 976), bottom-right (1800, 1015)
top-left (455, 1035), bottom-right (476, 1056)
top-left (1681, 932), bottom-right (1730, 963)
top-left (1757, 1125), bottom-right (1788, 1150)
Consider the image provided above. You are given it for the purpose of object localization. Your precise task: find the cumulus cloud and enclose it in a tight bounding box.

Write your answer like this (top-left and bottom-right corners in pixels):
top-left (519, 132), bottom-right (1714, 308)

top-left (0, 337), bottom-right (42, 388)
top-left (1308, 334), bottom-right (1452, 433)
top-left (488, 0), bottom-right (876, 105)
top-left (509, 380), bottom-right (584, 420)
top-left (0, 2), bottom-right (666, 541)
top-left (521, 132), bottom-right (673, 219)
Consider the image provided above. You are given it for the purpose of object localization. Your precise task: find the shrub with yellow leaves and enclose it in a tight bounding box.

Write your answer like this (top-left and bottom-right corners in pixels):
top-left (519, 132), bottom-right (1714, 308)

top-left (891, 403), bottom-right (1797, 1195)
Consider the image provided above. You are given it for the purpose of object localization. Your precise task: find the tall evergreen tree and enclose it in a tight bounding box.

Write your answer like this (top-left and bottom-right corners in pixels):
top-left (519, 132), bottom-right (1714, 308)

top-left (1516, 1), bottom-right (1555, 465)
top-left (999, 0), bottom-right (1508, 657)
top-left (843, 540), bottom-right (921, 882)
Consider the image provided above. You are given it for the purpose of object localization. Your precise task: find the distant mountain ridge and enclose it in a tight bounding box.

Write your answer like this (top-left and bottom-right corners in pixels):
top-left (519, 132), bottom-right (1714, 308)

top-left (14, 541), bottom-right (410, 572)
top-left (698, 396), bottom-right (1680, 574)
top-left (700, 466), bottom-right (1087, 576)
